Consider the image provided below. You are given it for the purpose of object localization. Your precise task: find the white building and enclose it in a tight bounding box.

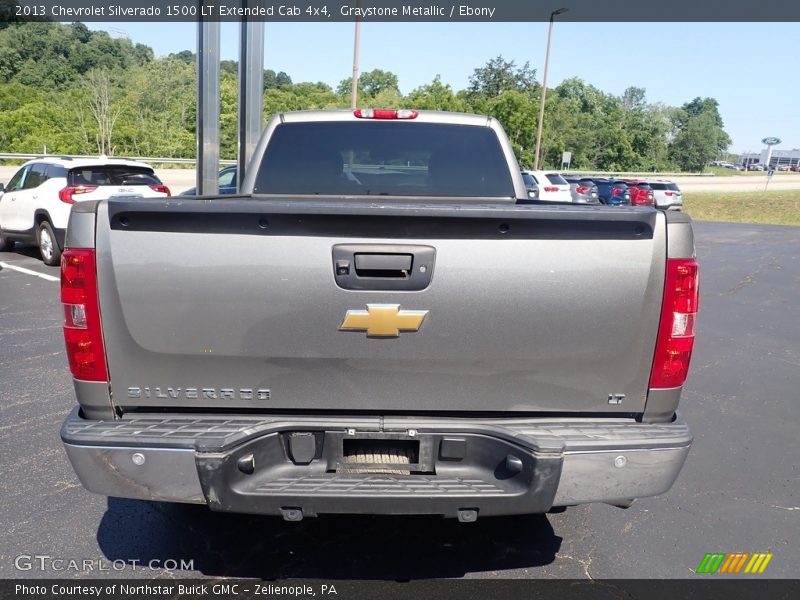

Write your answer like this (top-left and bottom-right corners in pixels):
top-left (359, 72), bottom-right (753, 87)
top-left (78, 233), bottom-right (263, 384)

top-left (741, 148), bottom-right (800, 169)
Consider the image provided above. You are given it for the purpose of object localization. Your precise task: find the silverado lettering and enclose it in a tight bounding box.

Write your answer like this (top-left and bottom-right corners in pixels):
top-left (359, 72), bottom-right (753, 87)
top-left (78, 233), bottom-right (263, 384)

top-left (126, 387), bottom-right (270, 401)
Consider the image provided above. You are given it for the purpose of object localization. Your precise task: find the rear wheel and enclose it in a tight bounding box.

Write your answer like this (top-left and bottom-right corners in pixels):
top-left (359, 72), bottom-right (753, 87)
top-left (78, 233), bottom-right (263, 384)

top-left (0, 234), bottom-right (14, 252)
top-left (38, 221), bottom-right (61, 266)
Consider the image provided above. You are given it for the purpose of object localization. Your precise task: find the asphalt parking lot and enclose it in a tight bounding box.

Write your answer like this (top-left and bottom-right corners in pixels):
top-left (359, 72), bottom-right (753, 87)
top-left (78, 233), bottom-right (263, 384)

top-left (0, 221), bottom-right (797, 580)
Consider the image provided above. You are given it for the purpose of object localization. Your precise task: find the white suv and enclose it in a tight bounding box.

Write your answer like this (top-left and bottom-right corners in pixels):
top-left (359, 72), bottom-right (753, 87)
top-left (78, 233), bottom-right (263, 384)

top-left (519, 170), bottom-right (572, 202)
top-left (646, 181), bottom-right (684, 210)
top-left (0, 156), bottom-right (170, 265)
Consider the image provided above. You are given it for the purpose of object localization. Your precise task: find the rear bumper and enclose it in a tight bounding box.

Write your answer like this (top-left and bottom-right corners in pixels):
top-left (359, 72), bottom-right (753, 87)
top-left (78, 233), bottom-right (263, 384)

top-left (61, 408), bottom-right (692, 518)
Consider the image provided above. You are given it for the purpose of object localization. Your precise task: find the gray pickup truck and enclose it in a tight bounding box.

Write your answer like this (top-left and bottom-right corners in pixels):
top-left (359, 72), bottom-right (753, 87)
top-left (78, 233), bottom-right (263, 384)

top-left (60, 109), bottom-right (698, 521)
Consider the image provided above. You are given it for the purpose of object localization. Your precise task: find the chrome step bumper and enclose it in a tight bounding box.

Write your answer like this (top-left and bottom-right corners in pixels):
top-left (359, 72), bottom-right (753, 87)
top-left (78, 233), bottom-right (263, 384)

top-left (61, 408), bottom-right (692, 516)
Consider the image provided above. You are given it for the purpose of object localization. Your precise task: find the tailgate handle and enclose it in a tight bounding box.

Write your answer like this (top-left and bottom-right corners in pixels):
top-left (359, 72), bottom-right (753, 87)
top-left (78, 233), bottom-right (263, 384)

top-left (354, 253), bottom-right (412, 278)
top-left (333, 244), bottom-right (435, 291)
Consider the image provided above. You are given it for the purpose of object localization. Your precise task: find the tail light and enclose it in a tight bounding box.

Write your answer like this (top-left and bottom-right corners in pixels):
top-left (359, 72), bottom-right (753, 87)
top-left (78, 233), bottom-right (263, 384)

top-left (61, 249), bottom-right (108, 382)
top-left (354, 108), bottom-right (418, 119)
top-left (59, 186), bottom-right (98, 204)
top-left (575, 185), bottom-right (589, 194)
top-left (664, 191), bottom-right (674, 196)
top-left (543, 186), bottom-right (559, 192)
top-left (631, 190), bottom-right (654, 206)
top-left (649, 259), bottom-right (699, 389)
top-left (611, 188), bottom-right (622, 197)
top-left (149, 184), bottom-right (171, 196)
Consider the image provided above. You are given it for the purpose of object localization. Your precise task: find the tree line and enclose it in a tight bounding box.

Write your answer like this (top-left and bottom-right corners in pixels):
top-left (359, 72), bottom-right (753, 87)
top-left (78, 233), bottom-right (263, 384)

top-left (0, 21), bottom-right (731, 172)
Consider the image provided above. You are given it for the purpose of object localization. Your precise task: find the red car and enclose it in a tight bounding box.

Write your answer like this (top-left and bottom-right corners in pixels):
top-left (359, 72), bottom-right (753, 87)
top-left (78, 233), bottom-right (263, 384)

top-left (621, 180), bottom-right (655, 206)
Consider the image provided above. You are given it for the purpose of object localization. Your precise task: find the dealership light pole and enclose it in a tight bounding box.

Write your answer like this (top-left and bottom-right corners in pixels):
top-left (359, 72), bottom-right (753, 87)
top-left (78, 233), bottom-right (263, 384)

top-left (347, 9), bottom-right (362, 172)
top-left (533, 7), bottom-right (568, 170)
top-left (350, 13), bottom-right (361, 109)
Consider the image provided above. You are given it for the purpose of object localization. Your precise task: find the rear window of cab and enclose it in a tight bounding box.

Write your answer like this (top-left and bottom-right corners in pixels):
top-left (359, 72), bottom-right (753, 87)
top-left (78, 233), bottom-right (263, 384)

top-left (254, 121), bottom-right (515, 198)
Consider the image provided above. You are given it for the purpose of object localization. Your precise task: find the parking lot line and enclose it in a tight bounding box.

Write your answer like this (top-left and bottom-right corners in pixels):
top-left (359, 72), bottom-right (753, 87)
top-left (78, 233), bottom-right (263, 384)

top-left (0, 261), bottom-right (60, 282)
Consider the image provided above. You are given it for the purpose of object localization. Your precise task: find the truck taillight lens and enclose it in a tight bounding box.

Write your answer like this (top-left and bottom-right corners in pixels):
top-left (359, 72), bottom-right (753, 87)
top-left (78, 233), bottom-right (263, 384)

top-left (59, 186), bottom-right (98, 204)
top-left (649, 259), bottom-right (699, 389)
top-left (61, 249), bottom-right (108, 382)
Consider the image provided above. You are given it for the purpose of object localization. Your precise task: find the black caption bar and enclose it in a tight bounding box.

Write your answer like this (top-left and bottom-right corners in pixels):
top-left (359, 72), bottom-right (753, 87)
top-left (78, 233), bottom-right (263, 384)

top-left (2, 580), bottom-right (800, 600)
top-left (3, 0), bottom-right (800, 22)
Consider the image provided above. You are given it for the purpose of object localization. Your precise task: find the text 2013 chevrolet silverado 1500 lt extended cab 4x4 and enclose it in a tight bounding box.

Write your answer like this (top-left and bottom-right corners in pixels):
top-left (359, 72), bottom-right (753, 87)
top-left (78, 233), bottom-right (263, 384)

top-left (60, 109), bottom-right (698, 521)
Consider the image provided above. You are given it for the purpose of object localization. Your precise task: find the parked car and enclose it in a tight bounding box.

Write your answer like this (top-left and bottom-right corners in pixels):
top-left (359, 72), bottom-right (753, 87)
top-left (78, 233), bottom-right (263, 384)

top-left (0, 156), bottom-right (170, 264)
top-left (180, 165), bottom-right (238, 196)
top-left (723, 163), bottom-right (744, 171)
top-left (646, 181), bottom-right (683, 210)
top-left (621, 180), bottom-right (655, 206)
top-left (520, 172), bottom-right (539, 200)
top-left (747, 163), bottom-right (766, 171)
top-left (562, 175), bottom-right (599, 203)
top-left (586, 178), bottom-right (631, 205)
top-left (519, 170), bottom-right (571, 202)
top-left (777, 165), bottom-right (791, 172)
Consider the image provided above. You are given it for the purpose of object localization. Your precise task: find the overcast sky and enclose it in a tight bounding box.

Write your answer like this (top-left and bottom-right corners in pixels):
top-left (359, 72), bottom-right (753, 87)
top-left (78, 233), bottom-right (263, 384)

top-left (89, 21), bottom-right (799, 153)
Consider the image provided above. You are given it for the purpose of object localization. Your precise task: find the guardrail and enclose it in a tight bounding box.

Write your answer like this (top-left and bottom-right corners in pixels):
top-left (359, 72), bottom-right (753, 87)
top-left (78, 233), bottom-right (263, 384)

top-left (0, 153), bottom-right (236, 166)
top-left (0, 153), bottom-right (725, 177)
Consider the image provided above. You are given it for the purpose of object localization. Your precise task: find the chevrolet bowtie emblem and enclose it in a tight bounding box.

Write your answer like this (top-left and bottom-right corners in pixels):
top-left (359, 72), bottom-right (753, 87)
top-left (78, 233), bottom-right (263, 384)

top-left (339, 304), bottom-right (429, 338)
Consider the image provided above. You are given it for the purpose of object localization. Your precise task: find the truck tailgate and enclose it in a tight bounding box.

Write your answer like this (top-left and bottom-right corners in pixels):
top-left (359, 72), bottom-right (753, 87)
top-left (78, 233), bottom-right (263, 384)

top-left (97, 199), bottom-right (665, 415)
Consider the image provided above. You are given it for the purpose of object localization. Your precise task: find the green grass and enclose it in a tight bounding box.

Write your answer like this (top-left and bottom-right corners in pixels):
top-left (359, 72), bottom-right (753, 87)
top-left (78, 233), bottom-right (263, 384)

top-left (683, 190), bottom-right (800, 226)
